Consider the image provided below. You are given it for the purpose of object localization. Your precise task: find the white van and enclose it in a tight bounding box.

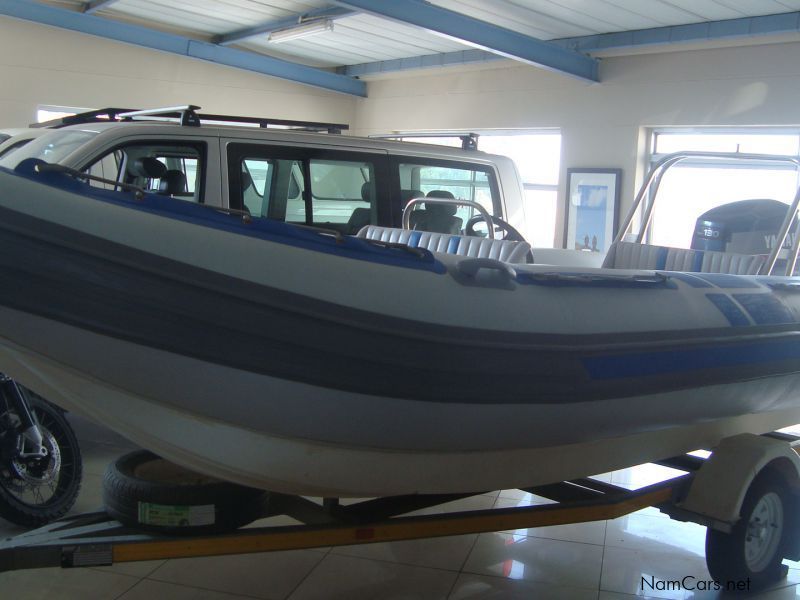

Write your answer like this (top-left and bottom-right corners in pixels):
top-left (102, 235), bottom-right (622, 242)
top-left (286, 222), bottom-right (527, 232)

top-left (0, 106), bottom-right (593, 265)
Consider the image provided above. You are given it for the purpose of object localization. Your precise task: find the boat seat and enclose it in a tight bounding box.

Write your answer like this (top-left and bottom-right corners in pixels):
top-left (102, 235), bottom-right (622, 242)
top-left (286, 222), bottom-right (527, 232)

top-left (602, 241), bottom-right (766, 275)
top-left (408, 191), bottom-right (463, 235)
top-left (357, 225), bottom-right (531, 263)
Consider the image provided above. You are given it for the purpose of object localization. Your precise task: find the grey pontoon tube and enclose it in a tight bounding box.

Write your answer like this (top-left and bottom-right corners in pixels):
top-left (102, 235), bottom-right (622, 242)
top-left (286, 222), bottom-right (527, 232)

top-left (402, 198), bottom-right (495, 239)
top-left (614, 151), bottom-right (800, 275)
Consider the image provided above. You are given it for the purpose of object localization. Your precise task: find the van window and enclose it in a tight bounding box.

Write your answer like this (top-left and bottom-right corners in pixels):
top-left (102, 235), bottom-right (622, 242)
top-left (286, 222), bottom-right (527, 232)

top-left (87, 150), bottom-right (123, 190)
top-left (0, 130), bottom-right (97, 169)
top-left (398, 161), bottom-right (499, 232)
top-left (234, 156), bottom-right (303, 220)
top-left (83, 143), bottom-right (204, 202)
top-left (228, 144), bottom-right (379, 234)
top-left (308, 159), bottom-right (374, 226)
top-left (240, 158), bottom-right (273, 216)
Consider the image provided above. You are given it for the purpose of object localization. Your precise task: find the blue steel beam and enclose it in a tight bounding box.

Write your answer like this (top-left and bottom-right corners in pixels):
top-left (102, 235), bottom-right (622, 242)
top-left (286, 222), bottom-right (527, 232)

top-left (549, 11), bottom-right (800, 54)
top-left (339, 11), bottom-right (800, 78)
top-left (213, 6), bottom-right (356, 46)
top-left (334, 0), bottom-right (598, 82)
top-left (340, 48), bottom-right (500, 77)
top-left (83, 0), bottom-right (120, 14)
top-left (0, 1), bottom-right (366, 97)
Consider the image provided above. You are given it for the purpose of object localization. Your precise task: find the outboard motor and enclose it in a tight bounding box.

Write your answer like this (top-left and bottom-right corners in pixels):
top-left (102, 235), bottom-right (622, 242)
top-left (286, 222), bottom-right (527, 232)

top-left (691, 199), bottom-right (792, 255)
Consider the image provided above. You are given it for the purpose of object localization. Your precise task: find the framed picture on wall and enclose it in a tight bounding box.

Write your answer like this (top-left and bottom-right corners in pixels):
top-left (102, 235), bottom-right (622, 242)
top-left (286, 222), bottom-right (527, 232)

top-left (564, 168), bottom-right (622, 254)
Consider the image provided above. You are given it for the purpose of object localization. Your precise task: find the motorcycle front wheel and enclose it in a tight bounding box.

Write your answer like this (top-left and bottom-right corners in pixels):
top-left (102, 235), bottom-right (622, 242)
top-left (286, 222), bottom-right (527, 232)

top-left (0, 391), bottom-right (82, 527)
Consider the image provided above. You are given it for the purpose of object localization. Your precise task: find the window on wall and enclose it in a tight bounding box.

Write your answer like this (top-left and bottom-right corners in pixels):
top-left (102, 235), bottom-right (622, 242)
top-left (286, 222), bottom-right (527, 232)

top-left (647, 129), bottom-right (800, 250)
top-left (391, 132), bottom-right (561, 247)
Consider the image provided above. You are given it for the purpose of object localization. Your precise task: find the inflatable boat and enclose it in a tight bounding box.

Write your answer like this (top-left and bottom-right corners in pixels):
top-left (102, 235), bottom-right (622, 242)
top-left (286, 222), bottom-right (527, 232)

top-left (1, 151), bottom-right (800, 496)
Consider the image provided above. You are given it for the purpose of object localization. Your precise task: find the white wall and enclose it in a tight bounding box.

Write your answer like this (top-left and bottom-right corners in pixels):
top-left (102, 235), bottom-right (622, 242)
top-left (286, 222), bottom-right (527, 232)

top-left (0, 17), bottom-right (356, 132)
top-left (353, 42), bottom-right (800, 246)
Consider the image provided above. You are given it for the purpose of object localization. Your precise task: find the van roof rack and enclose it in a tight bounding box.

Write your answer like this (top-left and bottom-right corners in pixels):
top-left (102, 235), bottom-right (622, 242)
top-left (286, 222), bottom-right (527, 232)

top-left (31, 108), bottom-right (139, 129)
top-left (369, 132), bottom-right (480, 150)
top-left (31, 105), bottom-right (349, 134)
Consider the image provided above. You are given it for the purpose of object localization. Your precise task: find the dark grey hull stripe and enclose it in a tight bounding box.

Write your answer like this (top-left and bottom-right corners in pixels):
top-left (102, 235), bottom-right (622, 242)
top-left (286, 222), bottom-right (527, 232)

top-left (1, 207), bottom-right (800, 405)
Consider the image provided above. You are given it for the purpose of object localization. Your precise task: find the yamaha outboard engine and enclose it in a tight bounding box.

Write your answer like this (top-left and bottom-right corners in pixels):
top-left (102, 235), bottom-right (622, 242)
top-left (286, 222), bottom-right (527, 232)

top-left (691, 199), bottom-right (792, 255)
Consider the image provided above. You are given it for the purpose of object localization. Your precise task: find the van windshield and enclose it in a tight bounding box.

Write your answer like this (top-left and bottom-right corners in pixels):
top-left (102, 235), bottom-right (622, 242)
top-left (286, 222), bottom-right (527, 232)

top-left (0, 130), bottom-right (97, 169)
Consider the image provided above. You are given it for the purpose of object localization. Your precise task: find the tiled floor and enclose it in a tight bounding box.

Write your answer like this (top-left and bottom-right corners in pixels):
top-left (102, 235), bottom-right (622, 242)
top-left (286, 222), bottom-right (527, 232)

top-left (1, 417), bottom-right (800, 599)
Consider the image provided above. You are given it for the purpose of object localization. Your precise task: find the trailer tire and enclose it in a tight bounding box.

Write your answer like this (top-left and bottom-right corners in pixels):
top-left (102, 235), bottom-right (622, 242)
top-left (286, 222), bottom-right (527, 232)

top-left (103, 450), bottom-right (268, 534)
top-left (705, 469), bottom-right (797, 591)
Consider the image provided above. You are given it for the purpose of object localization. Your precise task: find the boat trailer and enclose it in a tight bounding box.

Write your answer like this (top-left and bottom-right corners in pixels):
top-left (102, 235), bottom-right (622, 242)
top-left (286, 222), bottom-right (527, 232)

top-left (0, 472), bottom-right (683, 573)
top-left (2, 432), bottom-right (800, 590)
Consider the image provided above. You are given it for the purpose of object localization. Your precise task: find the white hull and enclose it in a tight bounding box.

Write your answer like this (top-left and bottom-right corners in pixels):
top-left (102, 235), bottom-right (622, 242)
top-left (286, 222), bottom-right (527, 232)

top-left (3, 306), bottom-right (800, 496)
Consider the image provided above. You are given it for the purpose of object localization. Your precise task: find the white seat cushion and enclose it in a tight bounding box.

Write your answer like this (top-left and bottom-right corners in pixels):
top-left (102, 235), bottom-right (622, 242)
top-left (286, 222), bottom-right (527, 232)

top-left (603, 241), bottom-right (766, 275)
top-left (357, 225), bottom-right (531, 263)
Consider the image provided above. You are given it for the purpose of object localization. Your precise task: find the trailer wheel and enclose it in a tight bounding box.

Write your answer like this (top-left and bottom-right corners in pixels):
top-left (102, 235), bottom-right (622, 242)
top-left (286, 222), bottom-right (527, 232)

top-left (705, 470), bottom-right (797, 591)
top-left (103, 450), bottom-right (268, 534)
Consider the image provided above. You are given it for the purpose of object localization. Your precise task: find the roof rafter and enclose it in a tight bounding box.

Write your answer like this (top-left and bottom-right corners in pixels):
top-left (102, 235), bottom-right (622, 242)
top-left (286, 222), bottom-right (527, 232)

top-left (333, 0), bottom-right (598, 82)
top-left (0, 0), bottom-right (365, 97)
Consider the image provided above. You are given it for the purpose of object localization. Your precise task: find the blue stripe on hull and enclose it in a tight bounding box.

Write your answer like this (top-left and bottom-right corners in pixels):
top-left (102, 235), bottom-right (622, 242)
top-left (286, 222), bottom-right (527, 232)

top-left (733, 293), bottom-right (795, 325)
top-left (706, 293), bottom-right (750, 327)
top-left (583, 337), bottom-right (800, 380)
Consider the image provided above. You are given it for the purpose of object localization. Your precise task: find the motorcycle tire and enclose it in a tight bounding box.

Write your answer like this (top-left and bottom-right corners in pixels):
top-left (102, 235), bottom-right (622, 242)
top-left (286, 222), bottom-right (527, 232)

top-left (0, 392), bottom-right (83, 527)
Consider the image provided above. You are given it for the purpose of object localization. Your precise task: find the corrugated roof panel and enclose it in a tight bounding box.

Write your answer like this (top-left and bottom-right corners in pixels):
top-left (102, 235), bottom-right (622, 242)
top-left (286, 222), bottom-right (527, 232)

top-left (650, 0), bottom-right (748, 20)
top-left (338, 14), bottom-right (470, 53)
top-left (716, 0), bottom-right (800, 14)
top-left (107, 0), bottom-right (246, 34)
top-left (30, 0), bottom-right (800, 75)
top-left (599, 0), bottom-right (709, 25)
top-left (240, 12), bottom-right (469, 66)
top-left (429, 0), bottom-right (598, 38)
top-left (107, 0), bottom-right (332, 35)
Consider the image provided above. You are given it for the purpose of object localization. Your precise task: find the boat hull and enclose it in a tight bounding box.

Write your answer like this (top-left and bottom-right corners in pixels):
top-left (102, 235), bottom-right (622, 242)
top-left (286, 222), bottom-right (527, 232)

top-left (2, 166), bottom-right (800, 494)
top-left (2, 305), bottom-right (800, 496)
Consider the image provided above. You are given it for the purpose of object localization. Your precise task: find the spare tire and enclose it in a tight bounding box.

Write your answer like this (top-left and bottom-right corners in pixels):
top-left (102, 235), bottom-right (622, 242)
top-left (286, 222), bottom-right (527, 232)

top-left (102, 450), bottom-right (268, 534)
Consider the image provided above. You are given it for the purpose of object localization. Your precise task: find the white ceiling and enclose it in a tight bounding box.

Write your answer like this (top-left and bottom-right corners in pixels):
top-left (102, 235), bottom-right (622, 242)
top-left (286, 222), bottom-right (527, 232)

top-left (38, 0), bottom-right (800, 70)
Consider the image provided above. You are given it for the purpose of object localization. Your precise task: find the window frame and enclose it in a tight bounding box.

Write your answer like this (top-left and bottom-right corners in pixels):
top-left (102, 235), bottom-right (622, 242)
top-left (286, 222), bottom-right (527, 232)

top-left (79, 140), bottom-right (208, 204)
top-left (387, 156), bottom-right (503, 227)
top-left (643, 127), bottom-right (800, 247)
top-left (226, 143), bottom-right (391, 228)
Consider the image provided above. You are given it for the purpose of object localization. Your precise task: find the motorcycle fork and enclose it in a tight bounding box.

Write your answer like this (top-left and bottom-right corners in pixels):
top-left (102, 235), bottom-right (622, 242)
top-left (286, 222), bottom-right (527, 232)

top-left (0, 375), bottom-right (46, 458)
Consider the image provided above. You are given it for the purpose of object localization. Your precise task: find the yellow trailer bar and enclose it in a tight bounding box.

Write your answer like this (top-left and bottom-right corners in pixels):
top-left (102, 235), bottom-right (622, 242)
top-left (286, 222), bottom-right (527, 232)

top-left (0, 474), bottom-right (690, 572)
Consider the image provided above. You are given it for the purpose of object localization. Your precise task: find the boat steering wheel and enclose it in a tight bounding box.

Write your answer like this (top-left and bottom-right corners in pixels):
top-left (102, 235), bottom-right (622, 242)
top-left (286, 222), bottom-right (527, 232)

top-left (465, 215), bottom-right (526, 242)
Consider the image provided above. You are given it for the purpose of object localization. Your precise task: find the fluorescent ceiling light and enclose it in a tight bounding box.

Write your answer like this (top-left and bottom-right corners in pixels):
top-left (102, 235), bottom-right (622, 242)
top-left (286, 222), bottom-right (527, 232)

top-left (268, 19), bottom-right (334, 43)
